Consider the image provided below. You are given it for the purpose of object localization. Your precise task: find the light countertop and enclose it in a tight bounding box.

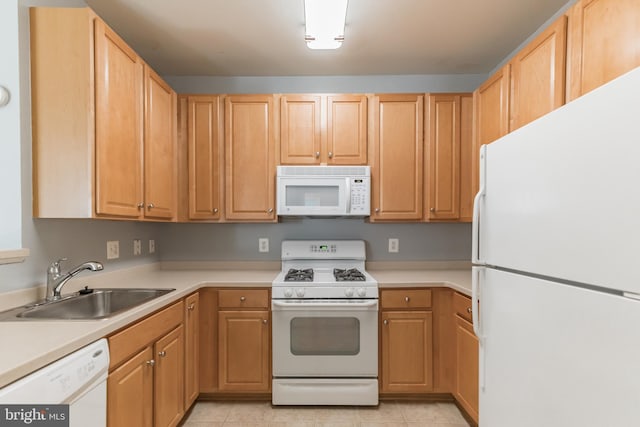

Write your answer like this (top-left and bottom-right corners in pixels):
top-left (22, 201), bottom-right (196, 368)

top-left (0, 263), bottom-right (470, 388)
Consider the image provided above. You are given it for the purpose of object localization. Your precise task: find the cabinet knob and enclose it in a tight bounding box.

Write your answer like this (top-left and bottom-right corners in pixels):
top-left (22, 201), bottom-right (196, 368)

top-left (148, 203), bottom-right (155, 209)
top-left (405, 296), bottom-right (410, 302)
top-left (315, 151), bottom-right (320, 158)
top-left (137, 203), bottom-right (144, 209)
top-left (146, 359), bottom-right (155, 367)
top-left (188, 303), bottom-right (195, 311)
top-left (467, 307), bottom-right (472, 313)
top-left (263, 319), bottom-right (268, 324)
top-left (328, 151), bottom-right (333, 158)
top-left (240, 296), bottom-right (246, 302)
top-left (374, 208), bottom-right (380, 213)
top-left (267, 208), bottom-right (274, 213)
top-left (158, 351), bottom-right (166, 358)
top-left (383, 319), bottom-right (388, 325)
top-left (430, 207), bottom-right (435, 212)
top-left (213, 208), bottom-right (218, 213)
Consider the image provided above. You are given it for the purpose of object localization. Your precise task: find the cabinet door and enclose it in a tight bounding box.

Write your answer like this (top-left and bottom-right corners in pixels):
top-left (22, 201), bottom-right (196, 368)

top-left (426, 94), bottom-right (461, 221)
top-left (380, 311), bottom-right (433, 393)
top-left (510, 16), bottom-right (567, 130)
top-left (280, 95), bottom-right (322, 164)
top-left (326, 94), bottom-right (368, 165)
top-left (107, 347), bottom-right (153, 427)
top-left (218, 310), bottom-right (270, 392)
top-left (370, 94), bottom-right (424, 221)
top-left (567, 0), bottom-right (640, 101)
top-left (94, 19), bottom-right (143, 218)
top-left (458, 94), bottom-right (474, 222)
top-left (188, 96), bottom-right (222, 220)
top-left (144, 67), bottom-right (176, 220)
top-left (154, 325), bottom-right (184, 427)
top-left (455, 316), bottom-right (479, 424)
top-left (472, 64), bottom-right (510, 197)
top-left (225, 95), bottom-right (277, 221)
top-left (184, 292), bottom-right (200, 409)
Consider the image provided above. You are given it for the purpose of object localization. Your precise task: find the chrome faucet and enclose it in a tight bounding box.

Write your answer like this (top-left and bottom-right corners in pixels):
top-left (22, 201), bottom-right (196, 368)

top-left (46, 258), bottom-right (104, 301)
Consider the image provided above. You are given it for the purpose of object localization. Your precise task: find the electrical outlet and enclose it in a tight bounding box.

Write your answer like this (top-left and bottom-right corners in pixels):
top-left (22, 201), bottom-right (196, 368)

top-left (107, 240), bottom-right (120, 259)
top-left (133, 239), bottom-right (141, 256)
top-left (258, 238), bottom-right (269, 253)
top-left (388, 238), bottom-right (399, 253)
top-left (149, 239), bottom-right (156, 254)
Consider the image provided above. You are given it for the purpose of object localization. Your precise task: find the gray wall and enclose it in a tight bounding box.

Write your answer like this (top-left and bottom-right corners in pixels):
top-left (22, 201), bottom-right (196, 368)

top-left (160, 220), bottom-right (471, 262)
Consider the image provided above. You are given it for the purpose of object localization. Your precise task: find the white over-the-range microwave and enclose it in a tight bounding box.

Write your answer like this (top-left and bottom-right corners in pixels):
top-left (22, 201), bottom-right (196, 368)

top-left (276, 166), bottom-right (371, 217)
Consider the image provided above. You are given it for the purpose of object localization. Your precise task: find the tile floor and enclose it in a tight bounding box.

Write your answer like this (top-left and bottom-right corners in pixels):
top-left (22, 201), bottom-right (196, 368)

top-left (181, 401), bottom-right (471, 427)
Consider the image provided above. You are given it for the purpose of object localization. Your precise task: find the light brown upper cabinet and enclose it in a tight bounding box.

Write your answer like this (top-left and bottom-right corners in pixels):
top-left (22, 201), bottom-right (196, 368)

top-left (425, 94), bottom-right (461, 221)
top-left (30, 7), bottom-right (177, 221)
top-left (472, 64), bottom-right (510, 198)
top-left (225, 95), bottom-right (277, 221)
top-left (424, 93), bottom-right (473, 223)
top-left (280, 94), bottom-right (367, 165)
top-left (458, 95), bottom-right (474, 222)
top-left (370, 94), bottom-right (424, 221)
top-left (143, 67), bottom-right (178, 220)
top-left (185, 96), bottom-right (223, 221)
top-left (510, 16), bottom-right (567, 131)
top-left (567, 0), bottom-right (640, 101)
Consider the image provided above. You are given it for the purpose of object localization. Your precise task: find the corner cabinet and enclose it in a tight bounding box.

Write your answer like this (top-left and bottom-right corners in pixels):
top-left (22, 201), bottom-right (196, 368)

top-left (369, 94), bottom-right (424, 221)
top-left (30, 7), bottom-right (177, 221)
top-left (107, 301), bottom-right (185, 427)
top-left (225, 95), bottom-right (277, 221)
top-left (184, 292), bottom-right (200, 410)
top-left (453, 292), bottom-right (479, 424)
top-left (186, 96), bottom-right (223, 221)
top-left (380, 289), bottom-right (434, 393)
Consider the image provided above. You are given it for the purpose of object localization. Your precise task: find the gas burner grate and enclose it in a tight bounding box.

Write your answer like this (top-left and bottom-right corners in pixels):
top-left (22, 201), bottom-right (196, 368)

top-left (284, 268), bottom-right (314, 282)
top-left (333, 268), bottom-right (366, 282)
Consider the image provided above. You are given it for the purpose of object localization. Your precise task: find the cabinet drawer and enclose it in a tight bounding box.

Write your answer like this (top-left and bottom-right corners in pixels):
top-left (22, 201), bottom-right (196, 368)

top-left (380, 289), bottom-right (432, 309)
top-left (109, 300), bottom-right (184, 369)
top-left (453, 292), bottom-right (473, 323)
top-left (218, 289), bottom-right (269, 309)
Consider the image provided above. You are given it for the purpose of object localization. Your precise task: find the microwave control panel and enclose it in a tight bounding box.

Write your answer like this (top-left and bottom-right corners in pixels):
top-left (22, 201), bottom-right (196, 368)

top-left (350, 178), bottom-right (370, 214)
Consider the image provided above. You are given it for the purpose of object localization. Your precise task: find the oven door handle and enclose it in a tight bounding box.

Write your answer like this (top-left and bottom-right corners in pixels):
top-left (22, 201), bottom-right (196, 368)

top-left (271, 300), bottom-right (379, 311)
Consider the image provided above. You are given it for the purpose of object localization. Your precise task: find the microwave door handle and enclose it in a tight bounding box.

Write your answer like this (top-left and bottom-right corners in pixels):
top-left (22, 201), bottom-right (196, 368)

top-left (345, 179), bottom-right (351, 213)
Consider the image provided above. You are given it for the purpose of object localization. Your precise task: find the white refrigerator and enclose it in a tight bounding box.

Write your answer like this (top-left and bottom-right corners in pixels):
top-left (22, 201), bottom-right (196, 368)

top-left (472, 67), bottom-right (640, 426)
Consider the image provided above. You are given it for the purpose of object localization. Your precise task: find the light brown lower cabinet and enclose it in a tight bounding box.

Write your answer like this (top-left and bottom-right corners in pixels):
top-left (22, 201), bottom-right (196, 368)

top-left (184, 292), bottom-right (200, 409)
top-left (380, 289), bottom-right (434, 393)
top-left (453, 292), bottom-right (479, 424)
top-left (107, 301), bottom-right (185, 427)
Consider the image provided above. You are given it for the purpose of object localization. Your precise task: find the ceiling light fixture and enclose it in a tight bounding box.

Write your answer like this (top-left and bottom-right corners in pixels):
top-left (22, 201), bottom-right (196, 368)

top-left (304, 0), bottom-right (348, 50)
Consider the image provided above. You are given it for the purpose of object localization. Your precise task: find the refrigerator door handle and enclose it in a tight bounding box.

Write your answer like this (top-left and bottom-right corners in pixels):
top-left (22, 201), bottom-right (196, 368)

top-left (472, 266), bottom-right (486, 390)
top-left (472, 145), bottom-right (487, 264)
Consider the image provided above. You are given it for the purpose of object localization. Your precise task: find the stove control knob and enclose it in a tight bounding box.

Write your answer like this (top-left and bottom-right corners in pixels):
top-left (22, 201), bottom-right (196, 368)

top-left (295, 288), bottom-right (306, 297)
top-left (357, 287), bottom-right (366, 297)
top-left (345, 288), bottom-right (354, 297)
top-left (284, 288), bottom-right (294, 298)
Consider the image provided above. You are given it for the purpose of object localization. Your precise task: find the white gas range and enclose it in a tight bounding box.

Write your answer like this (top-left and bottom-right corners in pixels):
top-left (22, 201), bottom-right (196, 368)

top-left (271, 240), bottom-right (379, 406)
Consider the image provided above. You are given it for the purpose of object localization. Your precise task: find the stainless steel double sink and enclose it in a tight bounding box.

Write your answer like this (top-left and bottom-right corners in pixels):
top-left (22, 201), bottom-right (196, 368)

top-left (0, 288), bottom-right (175, 321)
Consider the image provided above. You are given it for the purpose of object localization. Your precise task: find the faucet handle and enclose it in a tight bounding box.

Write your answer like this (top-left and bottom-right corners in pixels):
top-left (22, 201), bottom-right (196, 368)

top-left (48, 258), bottom-right (68, 273)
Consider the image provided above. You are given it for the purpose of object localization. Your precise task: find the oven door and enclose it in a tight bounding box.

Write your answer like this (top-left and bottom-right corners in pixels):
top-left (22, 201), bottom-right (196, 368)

top-left (272, 299), bottom-right (378, 377)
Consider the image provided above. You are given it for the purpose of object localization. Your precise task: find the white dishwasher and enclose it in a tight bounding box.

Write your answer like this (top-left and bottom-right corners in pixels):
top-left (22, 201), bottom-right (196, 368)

top-left (0, 338), bottom-right (109, 427)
